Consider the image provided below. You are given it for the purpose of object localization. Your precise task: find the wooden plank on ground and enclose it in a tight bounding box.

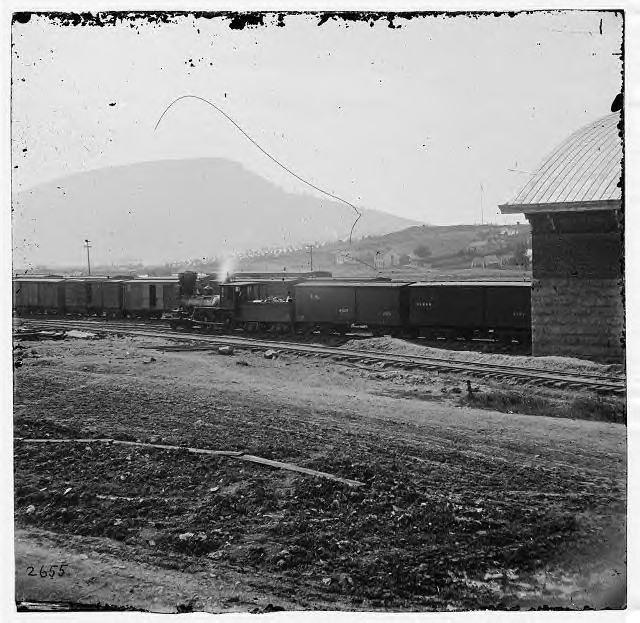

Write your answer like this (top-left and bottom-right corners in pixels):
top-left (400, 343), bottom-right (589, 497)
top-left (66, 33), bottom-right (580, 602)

top-left (237, 454), bottom-right (364, 487)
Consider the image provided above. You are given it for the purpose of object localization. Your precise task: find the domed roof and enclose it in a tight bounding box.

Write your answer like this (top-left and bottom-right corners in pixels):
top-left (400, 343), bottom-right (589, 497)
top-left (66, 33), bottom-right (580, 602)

top-left (501, 112), bottom-right (622, 212)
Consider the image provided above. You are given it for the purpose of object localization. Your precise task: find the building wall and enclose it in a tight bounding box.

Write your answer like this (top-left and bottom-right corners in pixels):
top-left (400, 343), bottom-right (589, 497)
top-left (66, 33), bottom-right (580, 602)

top-left (528, 209), bottom-right (624, 362)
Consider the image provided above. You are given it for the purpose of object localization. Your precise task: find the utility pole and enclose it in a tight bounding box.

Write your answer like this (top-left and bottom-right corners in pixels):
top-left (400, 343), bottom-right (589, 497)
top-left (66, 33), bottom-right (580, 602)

top-left (308, 245), bottom-right (313, 272)
top-left (480, 182), bottom-right (484, 225)
top-left (84, 239), bottom-right (92, 276)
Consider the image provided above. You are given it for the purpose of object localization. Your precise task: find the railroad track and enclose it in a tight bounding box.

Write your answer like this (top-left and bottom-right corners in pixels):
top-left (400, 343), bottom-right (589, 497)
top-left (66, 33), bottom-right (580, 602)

top-left (17, 318), bottom-right (626, 396)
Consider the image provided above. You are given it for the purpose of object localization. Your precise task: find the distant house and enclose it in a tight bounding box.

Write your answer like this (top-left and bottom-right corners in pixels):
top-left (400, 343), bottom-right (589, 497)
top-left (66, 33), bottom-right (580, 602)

top-left (471, 257), bottom-right (486, 269)
top-left (407, 253), bottom-right (431, 268)
top-left (336, 251), bottom-right (359, 265)
top-left (374, 249), bottom-right (401, 269)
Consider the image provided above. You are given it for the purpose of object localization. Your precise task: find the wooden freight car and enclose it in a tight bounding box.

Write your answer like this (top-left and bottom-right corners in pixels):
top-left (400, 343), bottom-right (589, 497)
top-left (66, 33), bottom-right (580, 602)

top-left (294, 281), bottom-right (411, 334)
top-left (407, 281), bottom-right (531, 342)
top-left (123, 278), bottom-right (179, 319)
top-left (14, 276), bottom-right (65, 315)
top-left (352, 282), bottom-right (410, 331)
top-left (294, 281), bottom-right (357, 331)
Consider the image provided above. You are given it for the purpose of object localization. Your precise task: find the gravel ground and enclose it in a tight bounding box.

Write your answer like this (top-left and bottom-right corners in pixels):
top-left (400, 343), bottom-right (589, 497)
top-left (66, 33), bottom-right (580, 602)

top-left (340, 336), bottom-right (624, 375)
top-left (13, 334), bottom-right (627, 612)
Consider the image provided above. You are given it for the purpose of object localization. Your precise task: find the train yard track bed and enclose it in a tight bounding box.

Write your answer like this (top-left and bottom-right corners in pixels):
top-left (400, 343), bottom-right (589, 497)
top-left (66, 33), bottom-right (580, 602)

top-left (14, 332), bottom-right (626, 612)
top-left (15, 318), bottom-right (627, 396)
top-left (340, 336), bottom-right (624, 376)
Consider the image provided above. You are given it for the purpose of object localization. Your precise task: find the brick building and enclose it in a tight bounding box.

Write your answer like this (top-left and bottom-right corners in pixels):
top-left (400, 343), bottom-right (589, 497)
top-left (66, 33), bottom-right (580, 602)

top-left (500, 112), bottom-right (623, 362)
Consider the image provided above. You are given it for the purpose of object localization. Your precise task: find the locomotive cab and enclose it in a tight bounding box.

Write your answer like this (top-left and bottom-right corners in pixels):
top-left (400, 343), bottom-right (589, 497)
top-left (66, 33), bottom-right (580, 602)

top-left (218, 280), bottom-right (296, 333)
top-left (219, 282), bottom-right (241, 310)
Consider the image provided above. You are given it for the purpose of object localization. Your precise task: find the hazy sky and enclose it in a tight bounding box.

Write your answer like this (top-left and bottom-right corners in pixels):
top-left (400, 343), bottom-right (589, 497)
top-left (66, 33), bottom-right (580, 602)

top-left (11, 10), bottom-right (622, 226)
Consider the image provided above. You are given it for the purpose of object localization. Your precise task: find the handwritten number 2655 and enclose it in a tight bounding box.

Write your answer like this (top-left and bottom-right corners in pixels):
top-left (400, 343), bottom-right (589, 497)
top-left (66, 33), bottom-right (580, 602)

top-left (26, 564), bottom-right (68, 577)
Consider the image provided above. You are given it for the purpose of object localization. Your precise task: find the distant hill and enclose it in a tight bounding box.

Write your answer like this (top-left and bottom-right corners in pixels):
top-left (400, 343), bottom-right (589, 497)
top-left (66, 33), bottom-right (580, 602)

top-left (12, 158), bottom-right (418, 269)
top-left (232, 222), bottom-right (532, 279)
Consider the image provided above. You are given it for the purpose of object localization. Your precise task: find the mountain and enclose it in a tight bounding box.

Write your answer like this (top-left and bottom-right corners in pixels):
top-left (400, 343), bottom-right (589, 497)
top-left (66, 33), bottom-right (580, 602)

top-left (12, 158), bottom-right (419, 268)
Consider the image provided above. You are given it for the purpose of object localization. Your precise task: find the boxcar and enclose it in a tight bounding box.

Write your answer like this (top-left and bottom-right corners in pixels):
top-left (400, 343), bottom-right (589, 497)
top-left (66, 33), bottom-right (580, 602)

top-left (408, 282), bottom-right (486, 338)
top-left (14, 277), bottom-right (65, 314)
top-left (124, 278), bottom-right (179, 318)
top-left (294, 282), bottom-right (358, 330)
top-left (408, 281), bottom-right (531, 341)
top-left (353, 282), bottom-right (411, 330)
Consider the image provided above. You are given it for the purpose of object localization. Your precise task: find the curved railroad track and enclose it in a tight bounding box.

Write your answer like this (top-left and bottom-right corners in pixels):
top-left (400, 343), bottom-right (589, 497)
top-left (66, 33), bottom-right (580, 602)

top-left (17, 318), bottom-right (626, 396)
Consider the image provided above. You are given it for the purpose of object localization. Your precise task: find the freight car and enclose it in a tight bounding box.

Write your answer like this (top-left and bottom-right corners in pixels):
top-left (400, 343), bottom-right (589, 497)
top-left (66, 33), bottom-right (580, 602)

top-left (14, 276), bottom-right (65, 315)
top-left (294, 281), bottom-right (410, 335)
top-left (406, 282), bottom-right (531, 342)
top-left (123, 278), bottom-right (180, 319)
top-left (59, 277), bottom-right (131, 317)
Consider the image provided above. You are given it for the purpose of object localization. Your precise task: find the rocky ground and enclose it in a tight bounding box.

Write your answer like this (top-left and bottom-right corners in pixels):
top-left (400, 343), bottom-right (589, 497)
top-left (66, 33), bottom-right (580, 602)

top-left (13, 332), bottom-right (627, 613)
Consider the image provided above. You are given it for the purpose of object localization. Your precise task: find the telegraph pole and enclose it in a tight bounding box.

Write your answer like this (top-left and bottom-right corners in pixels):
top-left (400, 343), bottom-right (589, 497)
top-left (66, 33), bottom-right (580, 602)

top-left (84, 239), bottom-right (92, 275)
top-left (308, 245), bottom-right (313, 272)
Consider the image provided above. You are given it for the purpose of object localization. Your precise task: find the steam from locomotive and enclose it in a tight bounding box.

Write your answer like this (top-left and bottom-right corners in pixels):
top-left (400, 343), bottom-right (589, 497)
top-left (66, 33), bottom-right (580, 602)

top-left (217, 257), bottom-right (235, 284)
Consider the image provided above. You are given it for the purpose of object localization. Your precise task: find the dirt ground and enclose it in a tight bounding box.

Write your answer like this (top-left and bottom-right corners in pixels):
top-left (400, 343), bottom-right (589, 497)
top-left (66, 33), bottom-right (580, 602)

top-left (13, 333), bottom-right (627, 612)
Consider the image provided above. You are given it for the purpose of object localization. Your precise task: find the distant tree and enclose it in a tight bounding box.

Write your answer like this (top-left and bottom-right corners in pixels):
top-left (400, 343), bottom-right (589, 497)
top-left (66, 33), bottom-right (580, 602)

top-left (399, 254), bottom-right (411, 266)
top-left (414, 244), bottom-right (432, 258)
